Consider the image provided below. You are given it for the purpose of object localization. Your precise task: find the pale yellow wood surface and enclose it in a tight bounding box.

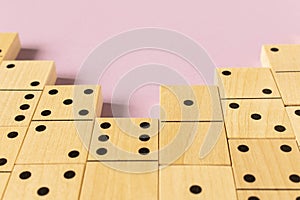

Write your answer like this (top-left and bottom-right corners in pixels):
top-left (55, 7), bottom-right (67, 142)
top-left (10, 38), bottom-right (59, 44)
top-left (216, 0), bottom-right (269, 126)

top-left (0, 91), bottom-right (41, 127)
top-left (0, 173), bottom-right (10, 199)
top-left (159, 122), bottom-right (230, 165)
top-left (286, 106), bottom-right (300, 146)
top-left (33, 85), bottom-right (102, 120)
top-left (0, 33), bottom-right (21, 60)
top-left (237, 190), bottom-right (300, 200)
top-left (216, 67), bottom-right (280, 99)
top-left (160, 165), bottom-right (237, 200)
top-left (160, 85), bottom-right (223, 121)
top-left (16, 121), bottom-right (93, 164)
top-left (229, 139), bottom-right (300, 189)
top-left (261, 44), bottom-right (300, 72)
top-left (0, 127), bottom-right (27, 171)
top-left (3, 164), bottom-right (84, 200)
top-left (0, 61), bottom-right (56, 90)
top-left (223, 99), bottom-right (295, 138)
top-left (89, 118), bottom-right (158, 161)
top-left (80, 162), bottom-right (158, 200)
top-left (273, 72), bottom-right (300, 105)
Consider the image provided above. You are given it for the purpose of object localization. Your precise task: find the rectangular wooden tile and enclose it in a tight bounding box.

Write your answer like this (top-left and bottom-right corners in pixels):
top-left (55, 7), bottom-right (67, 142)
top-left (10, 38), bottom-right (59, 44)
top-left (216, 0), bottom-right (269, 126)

top-left (159, 122), bottom-right (230, 165)
top-left (160, 165), bottom-right (237, 200)
top-left (273, 72), bottom-right (300, 105)
top-left (0, 61), bottom-right (56, 90)
top-left (89, 118), bottom-right (158, 161)
top-left (285, 106), bottom-right (300, 146)
top-left (0, 91), bottom-right (41, 127)
top-left (229, 139), bottom-right (300, 189)
top-left (216, 67), bottom-right (280, 99)
top-left (261, 44), bottom-right (300, 72)
top-left (16, 121), bottom-right (93, 164)
top-left (80, 162), bottom-right (158, 200)
top-left (0, 173), bottom-right (10, 199)
top-left (160, 85), bottom-right (223, 121)
top-left (32, 85), bottom-right (102, 120)
top-left (223, 99), bottom-right (294, 138)
top-left (3, 164), bottom-right (84, 200)
top-left (0, 33), bottom-right (21, 60)
top-left (0, 127), bottom-right (27, 171)
top-left (237, 190), bottom-right (300, 200)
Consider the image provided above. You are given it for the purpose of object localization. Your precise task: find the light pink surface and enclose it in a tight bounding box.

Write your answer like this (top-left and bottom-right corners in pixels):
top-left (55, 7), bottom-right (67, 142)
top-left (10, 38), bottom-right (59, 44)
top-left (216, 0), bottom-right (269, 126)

top-left (2, 0), bottom-right (300, 117)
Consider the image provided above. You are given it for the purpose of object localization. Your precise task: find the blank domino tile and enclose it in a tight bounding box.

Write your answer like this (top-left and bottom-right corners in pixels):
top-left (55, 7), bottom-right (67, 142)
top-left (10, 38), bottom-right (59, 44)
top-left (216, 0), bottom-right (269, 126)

top-left (0, 91), bottom-right (41, 127)
top-left (0, 127), bottom-right (27, 171)
top-left (160, 85), bottom-right (223, 121)
top-left (160, 165), bottom-right (237, 200)
top-left (16, 121), bottom-right (93, 164)
top-left (80, 162), bottom-right (158, 200)
top-left (285, 107), bottom-right (300, 146)
top-left (229, 139), bottom-right (300, 189)
top-left (223, 99), bottom-right (294, 138)
top-left (237, 190), bottom-right (300, 200)
top-left (273, 72), bottom-right (300, 105)
top-left (89, 118), bottom-right (158, 161)
top-left (216, 67), bottom-right (280, 99)
top-left (261, 44), bottom-right (300, 72)
top-left (159, 122), bottom-right (230, 165)
top-left (0, 61), bottom-right (56, 90)
top-left (33, 85), bottom-right (102, 120)
top-left (3, 164), bottom-right (84, 199)
top-left (0, 33), bottom-right (21, 60)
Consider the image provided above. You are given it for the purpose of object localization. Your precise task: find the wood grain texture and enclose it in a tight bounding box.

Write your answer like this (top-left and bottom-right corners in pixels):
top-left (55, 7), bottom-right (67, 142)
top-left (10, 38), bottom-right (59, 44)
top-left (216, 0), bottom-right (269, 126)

top-left (160, 85), bottom-right (223, 121)
top-left (16, 121), bottom-right (93, 164)
top-left (80, 162), bottom-right (158, 200)
top-left (0, 91), bottom-right (41, 127)
top-left (229, 139), bottom-right (300, 189)
top-left (0, 127), bottom-right (27, 171)
top-left (261, 44), bottom-right (300, 72)
top-left (237, 190), bottom-right (300, 200)
top-left (285, 106), bottom-right (300, 146)
top-left (89, 118), bottom-right (158, 161)
top-left (32, 85), bottom-right (102, 120)
top-left (216, 67), bottom-right (280, 99)
top-left (3, 164), bottom-right (84, 200)
top-left (159, 165), bottom-right (237, 200)
top-left (223, 99), bottom-right (295, 138)
top-left (0, 61), bottom-right (56, 90)
top-left (0, 173), bottom-right (10, 199)
top-left (159, 122), bottom-right (230, 165)
top-left (0, 33), bottom-right (21, 60)
top-left (273, 72), bottom-right (300, 105)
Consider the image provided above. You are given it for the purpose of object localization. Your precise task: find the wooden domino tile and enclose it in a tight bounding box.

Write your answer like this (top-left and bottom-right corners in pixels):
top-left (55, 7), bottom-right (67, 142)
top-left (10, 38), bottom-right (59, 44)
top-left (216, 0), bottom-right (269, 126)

top-left (159, 122), bottom-right (230, 165)
top-left (3, 164), bottom-right (84, 199)
top-left (0, 61), bottom-right (56, 90)
top-left (159, 165), bottom-right (237, 200)
top-left (16, 121), bottom-right (93, 164)
top-left (0, 33), bottom-right (21, 60)
top-left (0, 127), bottom-right (27, 171)
top-left (223, 99), bottom-right (295, 138)
top-left (0, 173), bottom-right (10, 199)
top-left (286, 106), bottom-right (300, 146)
top-left (229, 139), bottom-right (300, 189)
top-left (32, 85), bottom-right (102, 120)
top-left (0, 91), bottom-right (41, 127)
top-left (89, 118), bottom-right (158, 161)
top-left (80, 162), bottom-right (158, 200)
top-left (237, 190), bottom-right (300, 200)
top-left (160, 85), bottom-right (223, 121)
top-left (261, 44), bottom-right (300, 72)
top-left (216, 67), bottom-right (280, 99)
top-left (273, 72), bottom-right (300, 106)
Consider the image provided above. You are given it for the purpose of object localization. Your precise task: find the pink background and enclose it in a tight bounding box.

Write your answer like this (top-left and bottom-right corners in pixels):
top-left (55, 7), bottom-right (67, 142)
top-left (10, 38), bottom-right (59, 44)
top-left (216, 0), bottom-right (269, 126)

top-left (2, 0), bottom-right (300, 117)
